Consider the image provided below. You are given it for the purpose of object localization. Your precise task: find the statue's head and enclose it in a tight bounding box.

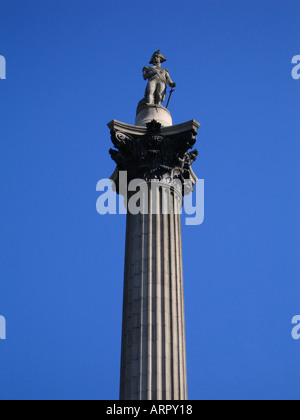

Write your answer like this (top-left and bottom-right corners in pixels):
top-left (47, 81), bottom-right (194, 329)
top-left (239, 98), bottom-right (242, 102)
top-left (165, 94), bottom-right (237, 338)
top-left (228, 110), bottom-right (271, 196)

top-left (149, 50), bottom-right (167, 65)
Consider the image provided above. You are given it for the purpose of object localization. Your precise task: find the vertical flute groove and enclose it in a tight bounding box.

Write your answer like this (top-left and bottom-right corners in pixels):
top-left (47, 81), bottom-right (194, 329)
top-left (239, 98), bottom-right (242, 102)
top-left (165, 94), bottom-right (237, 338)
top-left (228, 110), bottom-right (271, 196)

top-left (147, 189), bottom-right (152, 400)
top-left (155, 189), bottom-right (162, 399)
top-left (178, 209), bottom-right (188, 399)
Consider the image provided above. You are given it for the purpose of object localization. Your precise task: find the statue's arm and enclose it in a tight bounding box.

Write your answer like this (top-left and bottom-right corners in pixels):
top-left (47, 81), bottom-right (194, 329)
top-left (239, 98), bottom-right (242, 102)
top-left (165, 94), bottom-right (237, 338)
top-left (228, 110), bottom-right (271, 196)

top-left (166, 70), bottom-right (176, 88)
top-left (143, 66), bottom-right (150, 80)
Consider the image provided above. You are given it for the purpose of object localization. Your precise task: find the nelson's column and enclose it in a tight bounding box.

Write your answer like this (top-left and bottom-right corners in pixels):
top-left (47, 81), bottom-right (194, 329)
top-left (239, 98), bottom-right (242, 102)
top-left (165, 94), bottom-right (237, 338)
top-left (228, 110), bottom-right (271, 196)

top-left (108, 50), bottom-right (200, 400)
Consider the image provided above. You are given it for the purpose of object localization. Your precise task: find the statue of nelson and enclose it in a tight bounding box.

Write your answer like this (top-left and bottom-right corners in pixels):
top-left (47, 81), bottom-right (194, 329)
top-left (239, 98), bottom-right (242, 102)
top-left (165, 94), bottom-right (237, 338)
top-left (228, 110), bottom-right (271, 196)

top-left (142, 50), bottom-right (176, 106)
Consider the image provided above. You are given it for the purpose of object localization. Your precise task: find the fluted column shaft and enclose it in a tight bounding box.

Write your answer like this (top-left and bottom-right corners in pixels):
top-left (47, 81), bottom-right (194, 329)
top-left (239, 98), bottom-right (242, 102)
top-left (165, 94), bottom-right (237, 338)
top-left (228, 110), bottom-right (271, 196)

top-left (120, 184), bottom-right (187, 400)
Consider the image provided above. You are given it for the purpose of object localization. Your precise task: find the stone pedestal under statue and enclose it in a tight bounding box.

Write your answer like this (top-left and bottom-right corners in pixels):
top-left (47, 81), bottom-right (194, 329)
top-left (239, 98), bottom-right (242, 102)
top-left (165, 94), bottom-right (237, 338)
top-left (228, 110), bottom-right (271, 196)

top-left (135, 103), bottom-right (172, 127)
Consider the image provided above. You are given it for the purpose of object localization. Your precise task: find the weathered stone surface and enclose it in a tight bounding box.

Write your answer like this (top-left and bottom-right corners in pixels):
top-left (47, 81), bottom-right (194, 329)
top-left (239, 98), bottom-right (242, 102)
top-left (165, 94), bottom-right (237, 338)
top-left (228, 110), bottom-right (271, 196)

top-left (108, 118), bottom-right (200, 401)
top-left (120, 187), bottom-right (187, 400)
top-left (135, 103), bottom-right (172, 127)
top-left (109, 119), bottom-right (199, 196)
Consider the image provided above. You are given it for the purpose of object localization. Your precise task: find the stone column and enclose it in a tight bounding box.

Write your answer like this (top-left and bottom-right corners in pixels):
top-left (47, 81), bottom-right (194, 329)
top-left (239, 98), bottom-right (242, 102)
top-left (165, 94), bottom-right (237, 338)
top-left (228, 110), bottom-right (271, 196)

top-left (109, 119), bottom-right (199, 401)
top-left (120, 183), bottom-right (187, 400)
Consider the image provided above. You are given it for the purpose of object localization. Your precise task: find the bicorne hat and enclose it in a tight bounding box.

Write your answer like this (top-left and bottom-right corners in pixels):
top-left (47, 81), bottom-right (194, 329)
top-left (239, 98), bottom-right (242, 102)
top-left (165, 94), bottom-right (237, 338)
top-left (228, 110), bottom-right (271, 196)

top-left (149, 50), bottom-right (167, 64)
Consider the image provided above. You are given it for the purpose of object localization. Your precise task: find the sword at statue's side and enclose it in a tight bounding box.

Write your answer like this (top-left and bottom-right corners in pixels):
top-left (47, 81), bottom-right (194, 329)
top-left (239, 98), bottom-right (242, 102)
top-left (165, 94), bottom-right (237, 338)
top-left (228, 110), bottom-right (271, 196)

top-left (166, 87), bottom-right (175, 109)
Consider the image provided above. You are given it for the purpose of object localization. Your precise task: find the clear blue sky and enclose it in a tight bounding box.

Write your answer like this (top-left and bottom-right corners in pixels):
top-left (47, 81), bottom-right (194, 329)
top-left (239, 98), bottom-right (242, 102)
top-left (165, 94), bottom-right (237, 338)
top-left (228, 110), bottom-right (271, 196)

top-left (0, 0), bottom-right (299, 400)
